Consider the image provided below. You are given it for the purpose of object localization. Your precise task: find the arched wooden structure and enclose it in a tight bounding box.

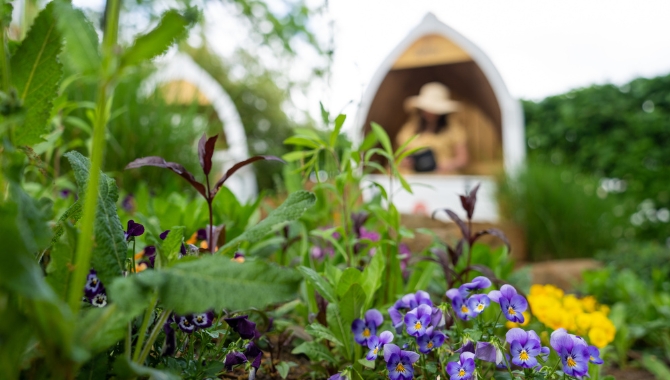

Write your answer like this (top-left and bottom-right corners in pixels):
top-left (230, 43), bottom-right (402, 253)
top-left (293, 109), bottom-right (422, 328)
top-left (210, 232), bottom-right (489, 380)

top-left (357, 13), bottom-right (525, 221)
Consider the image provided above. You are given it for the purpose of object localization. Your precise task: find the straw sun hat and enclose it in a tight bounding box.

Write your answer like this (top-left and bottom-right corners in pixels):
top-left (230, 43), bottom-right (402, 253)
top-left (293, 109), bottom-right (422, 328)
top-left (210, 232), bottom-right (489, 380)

top-left (404, 82), bottom-right (459, 115)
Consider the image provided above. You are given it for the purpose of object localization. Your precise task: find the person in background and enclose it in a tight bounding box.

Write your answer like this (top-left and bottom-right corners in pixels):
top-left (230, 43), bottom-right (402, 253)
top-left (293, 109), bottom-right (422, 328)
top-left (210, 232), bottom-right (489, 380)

top-left (396, 82), bottom-right (468, 174)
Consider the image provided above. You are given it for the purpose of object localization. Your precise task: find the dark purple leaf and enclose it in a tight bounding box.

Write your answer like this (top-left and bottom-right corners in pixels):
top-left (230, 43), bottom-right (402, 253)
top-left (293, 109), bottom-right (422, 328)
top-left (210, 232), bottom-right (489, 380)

top-left (125, 156), bottom-right (206, 198)
top-left (447, 239), bottom-right (465, 266)
top-left (460, 183), bottom-right (480, 220)
top-left (211, 155), bottom-right (284, 197)
top-left (471, 228), bottom-right (511, 251)
top-left (433, 209), bottom-right (470, 239)
top-left (198, 133), bottom-right (218, 175)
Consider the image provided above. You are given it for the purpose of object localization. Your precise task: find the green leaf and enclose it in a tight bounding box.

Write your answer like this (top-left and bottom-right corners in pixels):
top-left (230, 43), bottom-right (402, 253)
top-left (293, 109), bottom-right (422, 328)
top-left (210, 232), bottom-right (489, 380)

top-left (326, 303), bottom-right (352, 360)
top-left (276, 361), bottom-right (291, 379)
top-left (53, 1), bottom-right (100, 74)
top-left (65, 151), bottom-right (128, 285)
top-left (336, 267), bottom-right (362, 299)
top-left (159, 227), bottom-right (184, 266)
top-left (282, 150), bottom-right (312, 162)
top-left (340, 284), bottom-right (366, 327)
top-left (114, 357), bottom-right (180, 380)
top-left (370, 122), bottom-right (392, 154)
top-left (324, 263), bottom-right (342, 287)
top-left (51, 200), bottom-right (82, 245)
top-left (223, 191), bottom-right (316, 251)
top-left (330, 114), bottom-right (346, 146)
top-left (284, 136), bottom-right (321, 149)
top-left (121, 10), bottom-right (191, 68)
top-left (305, 323), bottom-right (343, 346)
top-left (297, 266), bottom-right (336, 303)
top-left (11, 2), bottom-right (63, 145)
top-left (291, 342), bottom-right (336, 364)
top-left (46, 239), bottom-right (75, 301)
top-left (361, 252), bottom-right (385, 308)
top-left (642, 354), bottom-right (670, 379)
top-left (358, 358), bottom-right (375, 369)
top-left (133, 256), bottom-right (301, 314)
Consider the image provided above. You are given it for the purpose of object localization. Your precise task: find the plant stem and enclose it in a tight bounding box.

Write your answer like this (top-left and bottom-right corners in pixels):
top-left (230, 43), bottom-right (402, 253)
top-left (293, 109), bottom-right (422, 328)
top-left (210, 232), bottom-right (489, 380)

top-left (205, 173), bottom-right (214, 253)
top-left (66, 0), bottom-right (122, 313)
top-left (137, 308), bottom-right (171, 364)
top-left (0, 8), bottom-right (10, 93)
top-left (132, 292), bottom-right (159, 362)
top-left (125, 322), bottom-right (132, 360)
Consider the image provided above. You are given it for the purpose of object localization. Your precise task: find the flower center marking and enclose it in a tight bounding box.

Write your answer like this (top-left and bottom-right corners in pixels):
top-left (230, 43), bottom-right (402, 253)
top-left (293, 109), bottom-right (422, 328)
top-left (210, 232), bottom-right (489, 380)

top-left (477, 304), bottom-right (484, 311)
top-left (567, 356), bottom-right (577, 368)
top-left (427, 341), bottom-right (433, 349)
top-left (458, 368), bottom-right (465, 377)
top-left (461, 305), bottom-right (469, 313)
top-left (519, 350), bottom-right (529, 361)
top-left (373, 347), bottom-right (378, 355)
top-left (395, 363), bottom-right (406, 373)
top-left (507, 306), bottom-right (516, 315)
top-left (414, 321), bottom-right (422, 330)
top-left (363, 328), bottom-right (371, 337)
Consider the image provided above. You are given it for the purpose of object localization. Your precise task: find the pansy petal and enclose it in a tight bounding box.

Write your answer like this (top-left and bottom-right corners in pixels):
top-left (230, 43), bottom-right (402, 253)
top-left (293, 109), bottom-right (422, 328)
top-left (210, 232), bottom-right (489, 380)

top-left (403, 350), bottom-right (420, 363)
top-left (488, 290), bottom-right (502, 303)
top-left (460, 352), bottom-right (476, 362)
top-left (365, 309), bottom-right (384, 327)
top-left (446, 362), bottom-right (460, 377)
top-left (383, 343), bottom-right (400, 362)
top-left (506, 328), bottom-right (528, 345)
top-left (432, 331), bottom-right (446, 347)
top-left (388, 307), bottom-right (404, 327)
top-left (415, 290), bottom-right (432, 306)
top-left (446, 288), bottom-right (461, 300)
top-left (550, 328), bottom-right (569, 351)
top-left (510, 294), bottom-right (528, 313)
top-left (500, 284), bottom-right (518, 299)
top-left (367, 335), bottom-right (379, 349)
top-left (379, 331), bottom-right (394, 344)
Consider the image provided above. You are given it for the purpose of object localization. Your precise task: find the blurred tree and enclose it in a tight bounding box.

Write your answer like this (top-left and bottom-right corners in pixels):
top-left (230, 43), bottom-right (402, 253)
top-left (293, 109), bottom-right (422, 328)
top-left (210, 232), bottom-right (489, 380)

top-left (523, 73), bottom-right (670, 242)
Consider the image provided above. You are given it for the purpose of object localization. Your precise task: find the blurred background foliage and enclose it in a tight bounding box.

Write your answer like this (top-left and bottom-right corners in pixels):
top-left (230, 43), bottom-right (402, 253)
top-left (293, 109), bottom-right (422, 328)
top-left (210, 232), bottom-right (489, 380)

top-left (502, 73), bottom-right (670, 260)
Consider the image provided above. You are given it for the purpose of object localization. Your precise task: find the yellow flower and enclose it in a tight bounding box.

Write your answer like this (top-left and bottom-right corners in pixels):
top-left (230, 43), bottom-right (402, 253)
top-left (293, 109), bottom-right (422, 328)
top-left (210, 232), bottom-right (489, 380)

top-left (588, 328), bottom-right (610, 348)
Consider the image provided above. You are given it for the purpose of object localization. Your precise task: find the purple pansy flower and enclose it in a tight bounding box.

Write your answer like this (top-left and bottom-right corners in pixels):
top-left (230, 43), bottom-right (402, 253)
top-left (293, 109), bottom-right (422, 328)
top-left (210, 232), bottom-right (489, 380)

top-left (506, 328), bottom-right (541, 368)
top-left (466, 294), bottom-right (490, 315)
top-left (159, 230), bottom-right (170, 240)
top-left (384, 344), bottom-right (420, 380)
top-left (459, 276), bottom-right (492, 292)
top-left (488, 285), bottom-right (528, 323)
top-left (328, 372), bottom-right (347, 380)
top-left (91, 292), bottom-right (107, 307)
top-left (389, 291), bottom-right (432, 330)
top-left (456, 340), bottom-right (475, 355)
top-left (84, 269), bottom-right (103, 298)
top-left (588, 345), bottom-right (603, 364)
top-left (225, 315), bottom-right (259, 340)
top-left (417, 327), bottom-right (446, 354)
top-left (193, 310), bottom-right (215, 329)
top-left (550, 329), bottom-right (591, 378)
top-left (366, 331), bottom-right (394, 360)
top-left (142, 246), bottom-right (157, 268)
top-left (176, 315), bottom-right (196, 333)
top-left (430, 306), bottom-right (444, 327)
top-left (447, 289), bottom-right (476, 321)
top-left (446, 352), bottom-right (475, 380)
top-left (352, 309), bottom-right (383, 345)
top-left (224, 352), bottom-right (247, 371)
top-left (404, 304), bottom-right (432, 337)
top-left (124, 220), bottom-right (145, 241)
top-left (245, 341), bottom-right (263, 368)
top-left (475, 342), bottom-right (503, 364)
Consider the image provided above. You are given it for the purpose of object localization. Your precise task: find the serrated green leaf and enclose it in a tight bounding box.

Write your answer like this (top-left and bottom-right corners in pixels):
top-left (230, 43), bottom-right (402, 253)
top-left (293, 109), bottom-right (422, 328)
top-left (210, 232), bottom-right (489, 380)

top-left (121, 10), bottom-right (191, 68)
top-left (65, 151), bottom-right (127, 285)
top-left (159, 226), bottom-right (184, 265)
top-left (223, 191), bottom-right (315, 251)
top-left (11, 2), bottom-right (63, 145)
top-left (297, 266), bottom-right (336, 303)
top-left (306, 323), bottom-right (343, 346)
top-left (53, 1), bottom-right (100, 74)
top-left (51, 200), bottom-right (82, 245)
top-left (326, 303), bottom-right (352, 360)
top-left (133, 256), bottom-right (301, 314)
top-left (336, 267), bottom-right (362, 299)
top-left (361, 252), bottom-right (385, 308)
top-left (340, 284), bottom-right (366, 327)
top-left (291, 341), bottom-right (336, 364)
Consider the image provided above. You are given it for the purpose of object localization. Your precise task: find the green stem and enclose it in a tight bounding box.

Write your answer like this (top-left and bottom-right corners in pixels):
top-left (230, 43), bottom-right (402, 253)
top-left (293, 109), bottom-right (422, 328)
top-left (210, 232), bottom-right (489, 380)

top-left (0, 9), bottom-right (10, 92)
top-left (125, 322), bottom-right (132, 360)
top-left (66, 0), bottom-right (122, 313)
top-left (132, 292), bottom-right (159, 362)
top-left (137, 308), bottom-right (171, 364)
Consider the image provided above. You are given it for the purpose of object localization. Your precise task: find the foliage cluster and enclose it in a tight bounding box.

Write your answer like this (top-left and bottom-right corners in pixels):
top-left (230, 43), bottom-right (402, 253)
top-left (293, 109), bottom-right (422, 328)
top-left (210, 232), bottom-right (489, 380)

top-left (522, 74), bottom-right (670, 242)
